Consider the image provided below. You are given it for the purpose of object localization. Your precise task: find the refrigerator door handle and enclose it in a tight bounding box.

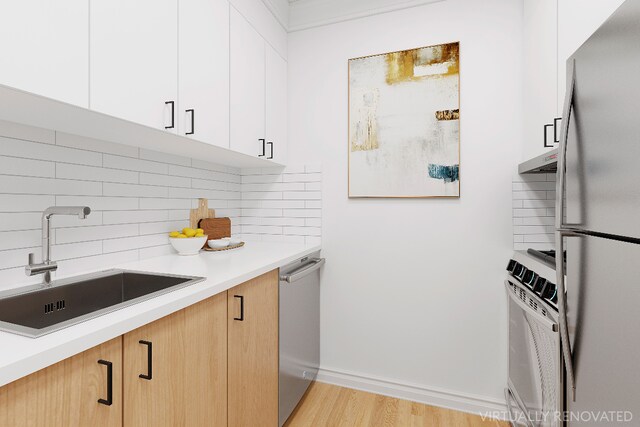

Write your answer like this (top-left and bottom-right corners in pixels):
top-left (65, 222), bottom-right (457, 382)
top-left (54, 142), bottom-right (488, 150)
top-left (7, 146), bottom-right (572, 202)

top-left (556, 58), bottom-right (576, 232)
top-left (556, 58), bottom-right (578, 402)
top-left (556, 228), bottom-right (583, 402)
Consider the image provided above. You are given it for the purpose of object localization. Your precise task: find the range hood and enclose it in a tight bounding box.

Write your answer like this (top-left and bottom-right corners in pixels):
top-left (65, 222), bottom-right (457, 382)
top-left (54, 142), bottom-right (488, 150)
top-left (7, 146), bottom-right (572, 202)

top-left (518, 148), bottom-right (558, 174)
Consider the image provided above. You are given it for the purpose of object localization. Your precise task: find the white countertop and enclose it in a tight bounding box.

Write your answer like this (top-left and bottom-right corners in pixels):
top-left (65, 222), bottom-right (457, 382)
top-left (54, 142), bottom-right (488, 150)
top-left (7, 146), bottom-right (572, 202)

top-left (0, 242), bottom-right (321, 387)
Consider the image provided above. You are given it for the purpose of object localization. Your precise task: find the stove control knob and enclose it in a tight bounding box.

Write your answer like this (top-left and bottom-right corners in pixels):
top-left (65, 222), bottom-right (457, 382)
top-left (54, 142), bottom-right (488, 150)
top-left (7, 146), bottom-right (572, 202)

top-left (506, 259), bottom-right (516, 272)
top-left (533, 277), bottom-right (547, 295)
top-left (523, 270), bottom-right (537, 288)
top-left (544, 282), bottom-right (558, 304)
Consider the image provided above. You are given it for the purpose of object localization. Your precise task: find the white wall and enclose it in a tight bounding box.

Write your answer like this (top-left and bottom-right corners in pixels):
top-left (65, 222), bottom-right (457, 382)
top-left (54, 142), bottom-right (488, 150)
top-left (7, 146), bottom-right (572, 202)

top-left (288, 0), bottom-right (523, 412)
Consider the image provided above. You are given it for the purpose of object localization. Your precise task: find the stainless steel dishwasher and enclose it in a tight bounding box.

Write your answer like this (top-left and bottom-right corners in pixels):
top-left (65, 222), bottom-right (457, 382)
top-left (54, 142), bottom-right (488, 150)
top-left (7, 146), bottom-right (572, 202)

top-left (278, 252), bottom-right (324, 427)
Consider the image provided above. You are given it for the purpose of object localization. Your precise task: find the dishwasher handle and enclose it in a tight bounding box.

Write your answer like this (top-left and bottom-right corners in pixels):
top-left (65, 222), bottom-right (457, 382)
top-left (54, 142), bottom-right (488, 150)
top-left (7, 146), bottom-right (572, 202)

top-left (280, 258), bottom-right (325, 283)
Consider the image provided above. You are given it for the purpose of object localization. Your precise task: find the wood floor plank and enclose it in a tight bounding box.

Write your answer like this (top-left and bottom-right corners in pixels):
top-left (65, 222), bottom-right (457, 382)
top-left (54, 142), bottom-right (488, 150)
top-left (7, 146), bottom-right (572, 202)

top-left (284, 382), bottom-right (509, 427)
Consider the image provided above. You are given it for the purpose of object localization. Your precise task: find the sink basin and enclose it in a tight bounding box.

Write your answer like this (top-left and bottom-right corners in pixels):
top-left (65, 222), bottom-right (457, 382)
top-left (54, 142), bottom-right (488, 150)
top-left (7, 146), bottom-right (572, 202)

top-left (0, 270), bottom-right (204, 338)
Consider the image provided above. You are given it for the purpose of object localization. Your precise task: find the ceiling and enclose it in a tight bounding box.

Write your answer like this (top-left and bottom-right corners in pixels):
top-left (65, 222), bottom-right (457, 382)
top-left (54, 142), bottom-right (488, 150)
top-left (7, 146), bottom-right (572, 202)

top-left (264, 0), bottom-right (446, 32)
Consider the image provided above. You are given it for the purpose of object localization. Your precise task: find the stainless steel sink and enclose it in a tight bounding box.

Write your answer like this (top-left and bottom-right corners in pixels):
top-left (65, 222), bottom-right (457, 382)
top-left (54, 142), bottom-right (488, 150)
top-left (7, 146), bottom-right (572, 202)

top-left (0, 270), bottom-right (204, 338)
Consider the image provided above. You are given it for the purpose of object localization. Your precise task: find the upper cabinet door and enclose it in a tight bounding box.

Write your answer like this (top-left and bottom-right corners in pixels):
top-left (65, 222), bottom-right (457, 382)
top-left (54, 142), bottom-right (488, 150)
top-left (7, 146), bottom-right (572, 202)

top-left (230, 7), bottom-right (266, 158)
top-left (0, 0), bottom-right (89, 107)
top-left (179, 0), bottom-right (230, 148)
top-left (523, 0), bottom-right (558, 160)
top-left (557, 0), bottom-right (626, 114)
top-left (265, 45), bottom-right (287, 164)
top-left (90, 0), bottom-right (178, 132)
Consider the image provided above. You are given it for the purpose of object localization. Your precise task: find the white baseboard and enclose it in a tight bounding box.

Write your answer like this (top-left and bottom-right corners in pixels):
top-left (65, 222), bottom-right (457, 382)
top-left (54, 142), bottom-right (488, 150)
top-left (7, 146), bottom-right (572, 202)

top-left (315, 367), bottom-right (508, 420)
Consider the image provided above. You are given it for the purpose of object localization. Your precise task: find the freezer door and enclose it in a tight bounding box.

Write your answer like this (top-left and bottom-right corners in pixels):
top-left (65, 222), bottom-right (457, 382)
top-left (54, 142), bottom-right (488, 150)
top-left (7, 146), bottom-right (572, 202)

top-left (565, 235), bottom-right (640, 424)
top-left (564, 0), bottom-right (640, 238)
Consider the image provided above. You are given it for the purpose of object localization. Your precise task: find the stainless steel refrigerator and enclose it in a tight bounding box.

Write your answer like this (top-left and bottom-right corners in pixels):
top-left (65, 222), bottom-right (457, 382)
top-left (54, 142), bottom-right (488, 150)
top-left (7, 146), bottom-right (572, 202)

top-left (556, 0), bottom-right (640, 424)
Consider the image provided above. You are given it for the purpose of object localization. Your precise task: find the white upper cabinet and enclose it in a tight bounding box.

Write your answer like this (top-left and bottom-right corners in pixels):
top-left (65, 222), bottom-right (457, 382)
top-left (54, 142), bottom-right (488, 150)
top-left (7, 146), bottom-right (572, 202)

top-left (179, 0), bottom-right (230, 148)
top-left (0, 0), bottom-right (89, 107)
top-left (265, 45), bottom-right (287, 164)
top-left (229, 0), bottom-right (287, 60)
top-left (523, 0), bottom-right (558, 160)
top-left (557, 0), bottom-right (626, 113)
top-left (90, 0), bottom-right (178, 132)
top-left (230, 7), bottom-right (266, 158)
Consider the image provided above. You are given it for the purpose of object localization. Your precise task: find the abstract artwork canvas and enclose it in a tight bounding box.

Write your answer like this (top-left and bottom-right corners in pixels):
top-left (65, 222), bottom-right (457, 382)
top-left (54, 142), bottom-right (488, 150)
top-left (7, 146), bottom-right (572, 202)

top-left (348, 42), bottom-right (460, 198)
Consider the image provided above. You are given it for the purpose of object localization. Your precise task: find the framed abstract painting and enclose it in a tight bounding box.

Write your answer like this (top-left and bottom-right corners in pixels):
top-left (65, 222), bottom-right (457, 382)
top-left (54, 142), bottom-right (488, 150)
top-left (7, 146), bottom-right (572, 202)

top-left (348, 41), bottom-right (460, 198)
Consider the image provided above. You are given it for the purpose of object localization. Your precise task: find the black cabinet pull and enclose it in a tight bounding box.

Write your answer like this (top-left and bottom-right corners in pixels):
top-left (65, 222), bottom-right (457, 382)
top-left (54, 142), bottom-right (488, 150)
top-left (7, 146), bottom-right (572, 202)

top-left (234, 295), bottom-right (244, 321)
top-left (139, 340), bottom-right (152, 380)
top-left (553, 117), bottom-right (562, 143)
top-left (266, 141), bottom-right (273, 160)
top-left (97, 360), bottom-right (113, 406)
top-left (165, 101), bottom-right (175, 129)
top-left (543, 123), bottom-right (554, 147)
top-left (186, 109), bottom-right (195, 135)
top-left (258, 138), bottom-right (266, 157)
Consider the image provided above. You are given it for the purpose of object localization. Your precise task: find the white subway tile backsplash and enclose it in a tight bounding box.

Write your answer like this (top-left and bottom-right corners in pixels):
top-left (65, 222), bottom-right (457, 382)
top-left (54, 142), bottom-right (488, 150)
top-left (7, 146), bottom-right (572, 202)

top-left (57, 163), bottom-right (138, 184)
top-left (140, 173), bottom-right (191, 188)
top-left (0, 125), bottom-right (322, 288)
top-left (139, 198), bottom-right (193, 210)
top-left (512, 173), bottom-right (555, 249)
top-left (103, 233), bottom-right (168, 254)
top-left (103, 154), bottom-right (168, 174)
top-left (0, 230), bottom-right (42, 251)
top-left (102, 210), bottom-right (169, 225)
top-left (0, 156), bottom-right (55, 178)
top-left (56, 224), bottom-right (138, 244)
top-left (51, 241), bottom-right (103, 261)
top-left (0, 176), bottom-right (102, 196)
top-left (0, 212), bottom-right (41, 231)
top-left (282, 173), bottom-right (322, 183)
top-left (0, 136), bottom-right (102, 166)
top-left (139, 221), bottom-right (189, 236)
top-left (0, 194), bottom-right (56, 212)
top-left (104, 182), bottom-right (168, 198)
top-left (56, 196), bottom-right (139, 211)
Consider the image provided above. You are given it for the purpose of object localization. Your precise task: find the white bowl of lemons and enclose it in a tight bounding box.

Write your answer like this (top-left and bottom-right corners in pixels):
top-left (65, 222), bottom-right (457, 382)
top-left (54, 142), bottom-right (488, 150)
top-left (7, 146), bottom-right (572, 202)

top-left (168, 228), bottom-right (208, 256)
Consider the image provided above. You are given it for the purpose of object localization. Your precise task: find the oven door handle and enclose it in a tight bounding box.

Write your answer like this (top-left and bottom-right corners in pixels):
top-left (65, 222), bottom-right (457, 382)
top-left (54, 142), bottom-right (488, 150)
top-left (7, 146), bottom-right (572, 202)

top-left (505, 281), bottom-right (558, 332)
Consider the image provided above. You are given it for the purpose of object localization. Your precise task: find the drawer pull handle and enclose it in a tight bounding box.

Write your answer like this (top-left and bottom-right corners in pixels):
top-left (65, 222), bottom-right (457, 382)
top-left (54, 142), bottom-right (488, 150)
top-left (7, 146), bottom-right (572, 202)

top-left (97, 360), bottom-right (113, 406)
top-left (139, 340), bottom-right (153, 380)
top-left (234, 295), bottom-right (244, 321)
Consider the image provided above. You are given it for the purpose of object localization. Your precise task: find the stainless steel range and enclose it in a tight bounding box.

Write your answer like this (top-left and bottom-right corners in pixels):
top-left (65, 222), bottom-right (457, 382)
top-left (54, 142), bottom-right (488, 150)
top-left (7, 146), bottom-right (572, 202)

top-left (505, 251), bottom-right (563, 427)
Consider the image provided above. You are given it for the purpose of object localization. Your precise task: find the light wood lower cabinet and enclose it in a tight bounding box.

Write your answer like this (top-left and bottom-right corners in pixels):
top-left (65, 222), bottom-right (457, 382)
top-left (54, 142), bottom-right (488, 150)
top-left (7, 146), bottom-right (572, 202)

top-left (123, 292), bottom-right (227, 427)
top-left (228, 269), bottom-right (279, 427)
top-left (0, 270), bottom-right (280, 427)
top-left (0, 337), bottom-right (122, 427)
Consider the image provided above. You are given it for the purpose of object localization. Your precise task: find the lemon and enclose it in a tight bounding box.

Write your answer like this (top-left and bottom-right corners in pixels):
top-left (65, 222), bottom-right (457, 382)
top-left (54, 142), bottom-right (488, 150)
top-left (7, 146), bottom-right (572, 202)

top-left (176, 234), bottom-right (187, 238)
top-left (182, 228), bottom-right (197, 237)
top-left (196, 228), bottom-right (204, 234)
top-left (169, 231), bottom-right (180, 238)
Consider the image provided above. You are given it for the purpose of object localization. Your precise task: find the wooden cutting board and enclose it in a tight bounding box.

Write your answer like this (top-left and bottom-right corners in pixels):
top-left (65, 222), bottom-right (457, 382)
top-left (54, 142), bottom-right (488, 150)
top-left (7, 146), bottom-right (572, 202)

top-left (189, 198), bottom-right (215, 229)
top-left (199, 217), bottom-right (231, 240)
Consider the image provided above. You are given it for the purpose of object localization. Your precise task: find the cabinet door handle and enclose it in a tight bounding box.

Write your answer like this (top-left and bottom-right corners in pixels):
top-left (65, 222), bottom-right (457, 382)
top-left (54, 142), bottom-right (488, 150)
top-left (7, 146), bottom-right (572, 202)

top-left (165, 101), bottom-right (175, 129)
top-left (186, 109), bottom-right (195, 135)
top-left (97, 360), bottom-right (113, 406)
top-left (233, 295), bottom-right (244, 321)
top-left (553, 117), bottom-right (562, 143)
top-left (266, 141), bottom-right (273, 160)
top-left (139, 340), bottom-right (152, 380)
top-left (543, 123), bottom-right (554, 147)
top-left (258, 138), bottom-right (266, 157)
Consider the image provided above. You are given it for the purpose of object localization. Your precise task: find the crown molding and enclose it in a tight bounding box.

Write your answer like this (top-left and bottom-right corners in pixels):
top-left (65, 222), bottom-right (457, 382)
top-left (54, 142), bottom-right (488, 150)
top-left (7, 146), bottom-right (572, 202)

top-left (261, 0), bottom-right (290, 29)
top-left (288, 0), bottom-right (446, 32)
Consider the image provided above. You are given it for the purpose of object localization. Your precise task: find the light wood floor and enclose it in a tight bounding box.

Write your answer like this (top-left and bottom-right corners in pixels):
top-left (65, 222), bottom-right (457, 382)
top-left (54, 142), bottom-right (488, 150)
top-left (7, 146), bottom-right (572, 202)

top-left (284, 382), bottom-right (509, 427)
